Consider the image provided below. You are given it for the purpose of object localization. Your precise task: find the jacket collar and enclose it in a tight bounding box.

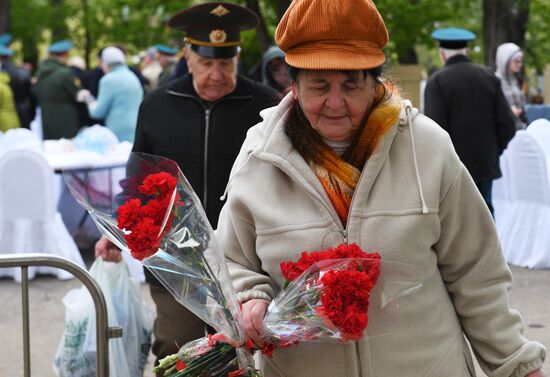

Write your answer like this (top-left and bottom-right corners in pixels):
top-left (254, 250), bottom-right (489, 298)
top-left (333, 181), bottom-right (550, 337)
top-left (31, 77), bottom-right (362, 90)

top-left (445, 54), bottom-right (472, 66)
top-left (224, 94), bottom-right (428, 219)
top-left (245, 93), bottom-right (404, 207)
top-left (165, 74), bottom-right (253, 102)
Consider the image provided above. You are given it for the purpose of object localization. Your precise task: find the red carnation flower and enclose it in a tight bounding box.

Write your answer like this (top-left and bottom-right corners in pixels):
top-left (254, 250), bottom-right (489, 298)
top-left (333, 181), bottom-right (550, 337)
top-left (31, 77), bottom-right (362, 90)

top-left (175, 359), bottom-right (187, 371)
top-left (117, 198), bottom-right (142, 229)
top-left (125, 217), bottom-right (162, 260)
top-left (116, 172), bottom-right (182, 261)
top-left (139, 171), bottom-right (177, 197)
top-left (279, 243), bottom-right (381, 343)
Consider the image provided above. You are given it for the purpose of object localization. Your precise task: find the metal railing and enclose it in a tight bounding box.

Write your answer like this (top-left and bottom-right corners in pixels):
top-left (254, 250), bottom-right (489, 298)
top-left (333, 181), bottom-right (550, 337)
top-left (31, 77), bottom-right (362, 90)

top-left (0, 253), bottom-right (123, 377)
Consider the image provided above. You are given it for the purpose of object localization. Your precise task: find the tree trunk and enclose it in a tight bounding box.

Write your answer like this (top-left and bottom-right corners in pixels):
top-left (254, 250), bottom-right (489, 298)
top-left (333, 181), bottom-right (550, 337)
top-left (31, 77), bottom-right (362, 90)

top-left (483, 0), bottom-right (529, 69)
top-left (51, 0), bottom-right (68, 41)
top-left (0, 0), bottom-right (9, 35)
top-left (246, 0), bottom-right (271, 51)
top-left (82, 0), bottom-right (91, 68)
top-left (398, 47), bottom-right (419, 65)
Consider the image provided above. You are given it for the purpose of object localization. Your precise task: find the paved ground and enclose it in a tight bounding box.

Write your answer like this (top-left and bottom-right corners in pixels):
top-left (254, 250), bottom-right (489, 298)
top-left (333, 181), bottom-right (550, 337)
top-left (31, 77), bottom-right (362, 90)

top-left (0, 249), bottom-right (549, 376)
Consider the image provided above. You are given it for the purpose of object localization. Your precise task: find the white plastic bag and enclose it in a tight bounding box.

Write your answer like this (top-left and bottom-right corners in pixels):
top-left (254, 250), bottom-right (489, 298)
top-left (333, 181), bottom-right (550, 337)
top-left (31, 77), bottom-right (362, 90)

top-left (53, 258), bottom-right (154, 377)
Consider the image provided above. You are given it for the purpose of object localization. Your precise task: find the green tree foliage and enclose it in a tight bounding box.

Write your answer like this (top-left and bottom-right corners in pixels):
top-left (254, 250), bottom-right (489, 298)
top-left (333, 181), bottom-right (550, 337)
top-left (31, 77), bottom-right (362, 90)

top-left (7, 0), bottom-right (550, 74)
top-left (376, 0), bottom-right (479, 64)
top-left (525, 0), bottom-right (550, 73)
top-left (64, 0), bottom-right (192, 64)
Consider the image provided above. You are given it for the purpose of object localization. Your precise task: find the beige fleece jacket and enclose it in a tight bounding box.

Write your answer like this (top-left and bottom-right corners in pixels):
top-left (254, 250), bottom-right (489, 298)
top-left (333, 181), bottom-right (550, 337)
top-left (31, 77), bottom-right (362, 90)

top-left (215, 94), bottom-right (546, 377)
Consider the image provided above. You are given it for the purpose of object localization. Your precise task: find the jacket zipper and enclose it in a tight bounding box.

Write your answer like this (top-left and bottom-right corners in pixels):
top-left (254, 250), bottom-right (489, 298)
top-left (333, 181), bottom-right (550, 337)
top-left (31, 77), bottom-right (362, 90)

top-left (203, 108), bottom-right (210, 208)
top-left (258, 157), bottom-right (368, 375)
top-left (166, 89), bottom-right (251, 209)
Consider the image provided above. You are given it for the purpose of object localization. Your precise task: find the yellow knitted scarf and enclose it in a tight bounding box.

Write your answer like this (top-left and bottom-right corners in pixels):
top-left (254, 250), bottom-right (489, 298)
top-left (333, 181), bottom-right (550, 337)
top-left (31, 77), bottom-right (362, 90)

top-left (309, 84), bottom-right (401, 225)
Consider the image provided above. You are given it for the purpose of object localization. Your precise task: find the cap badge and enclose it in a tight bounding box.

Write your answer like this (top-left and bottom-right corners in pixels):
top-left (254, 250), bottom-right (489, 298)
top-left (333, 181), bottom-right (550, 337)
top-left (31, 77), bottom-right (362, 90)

top-left (210, 5), bottom-right (230, 17)
top-left (209, 29), bottom-right (227, 43)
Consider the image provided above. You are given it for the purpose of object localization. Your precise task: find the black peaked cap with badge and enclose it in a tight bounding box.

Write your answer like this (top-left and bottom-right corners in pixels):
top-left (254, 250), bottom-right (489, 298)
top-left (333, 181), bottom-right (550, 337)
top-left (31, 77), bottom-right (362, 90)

top-left (168, 2), bottom-right (259, 59)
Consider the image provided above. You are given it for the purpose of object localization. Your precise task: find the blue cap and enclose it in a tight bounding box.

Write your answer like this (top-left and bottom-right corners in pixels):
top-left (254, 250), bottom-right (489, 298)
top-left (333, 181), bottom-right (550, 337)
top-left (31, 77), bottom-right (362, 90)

top-left (431, 28), bottom-right (476, 49)
top-left (155, 44), bottom-right (178, 56)
top-left (48, 40), bottom-right (73, 54)
top-left (0, 45), bottom-right (13, 56)
top-left (0, 33), bottom-right (13, 46)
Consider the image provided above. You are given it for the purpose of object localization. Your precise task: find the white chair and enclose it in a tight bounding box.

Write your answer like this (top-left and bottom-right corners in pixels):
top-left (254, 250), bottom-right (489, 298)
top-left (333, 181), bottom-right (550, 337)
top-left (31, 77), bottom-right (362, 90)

top-left (497, 131), bottom-right (550, 268)
top-left (528, 118), bottom-right (550, 133)
top-left (493, 153), bottom-right (512, 224)
top-left (0, 128), bottom-right (42, 155)
top-left (0, 149), bottom-right (85, 281)
top-left (527, 118), bottom-right (550, 178)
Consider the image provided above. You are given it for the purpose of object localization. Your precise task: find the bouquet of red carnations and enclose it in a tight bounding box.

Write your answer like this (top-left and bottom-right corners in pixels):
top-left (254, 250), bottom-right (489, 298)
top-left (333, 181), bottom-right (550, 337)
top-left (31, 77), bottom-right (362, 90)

top-left (63, 152), bottom-right (423, 377)
top-left (64, 152), bottom-right (257, 376)
top-left (262, 243), bottom-right (423, 347)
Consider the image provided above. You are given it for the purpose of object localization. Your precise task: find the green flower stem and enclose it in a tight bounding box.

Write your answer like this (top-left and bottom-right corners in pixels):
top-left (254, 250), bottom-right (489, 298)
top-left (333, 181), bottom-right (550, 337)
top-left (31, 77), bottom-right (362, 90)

top-left (153, 353), bottom-right (178, 373)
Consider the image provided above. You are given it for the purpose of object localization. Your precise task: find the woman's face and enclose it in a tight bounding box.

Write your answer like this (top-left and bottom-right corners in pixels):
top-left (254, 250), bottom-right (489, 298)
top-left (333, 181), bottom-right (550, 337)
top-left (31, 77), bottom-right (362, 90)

top-left (292, 70), bottom-right (376, 142)
top-left (508, 54), bottom-right (523, 74)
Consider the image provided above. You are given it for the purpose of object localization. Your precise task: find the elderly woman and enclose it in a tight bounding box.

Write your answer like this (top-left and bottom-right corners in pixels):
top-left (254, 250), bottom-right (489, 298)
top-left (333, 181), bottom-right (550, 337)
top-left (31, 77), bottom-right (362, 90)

top-left (496, 42), bottom-right (528, 130)
top-left (77, 47), bottom-right (143, 142)
top-left (215, 0), bottom-right (547, 376)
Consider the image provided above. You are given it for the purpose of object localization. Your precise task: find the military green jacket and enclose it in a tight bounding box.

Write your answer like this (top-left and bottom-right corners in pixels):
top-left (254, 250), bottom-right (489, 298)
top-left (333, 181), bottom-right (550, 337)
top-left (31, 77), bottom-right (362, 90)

top-left (34, 58), bottom-right (80, 139)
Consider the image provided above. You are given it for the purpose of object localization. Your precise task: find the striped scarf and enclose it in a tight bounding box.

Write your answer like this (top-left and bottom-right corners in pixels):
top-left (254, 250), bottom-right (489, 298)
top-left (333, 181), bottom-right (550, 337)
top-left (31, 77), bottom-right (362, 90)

top-left (309, 84), bottom-right (401, 225)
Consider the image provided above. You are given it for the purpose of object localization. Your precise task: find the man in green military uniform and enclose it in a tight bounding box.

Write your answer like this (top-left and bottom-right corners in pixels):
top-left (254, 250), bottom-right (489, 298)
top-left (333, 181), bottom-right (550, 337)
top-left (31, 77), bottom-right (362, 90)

top-left (34, 40), bottom-right (81, 139)
top-left (155, 44), bottom-right (178, 87)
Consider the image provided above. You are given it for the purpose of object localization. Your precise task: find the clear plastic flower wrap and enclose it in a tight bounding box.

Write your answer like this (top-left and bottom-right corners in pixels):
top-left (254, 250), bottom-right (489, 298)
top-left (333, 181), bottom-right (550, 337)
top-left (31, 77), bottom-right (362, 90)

top-left (63, 152), bottom-right (424, 376)
top-left (63, 152), bottom-right (256, 376)
top-left (264, 250), bottom-right (424, 345)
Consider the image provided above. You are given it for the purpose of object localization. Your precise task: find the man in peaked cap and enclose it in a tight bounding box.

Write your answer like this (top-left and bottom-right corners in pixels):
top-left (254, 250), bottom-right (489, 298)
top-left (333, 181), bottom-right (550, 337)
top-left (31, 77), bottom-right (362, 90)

top-left (94, 3), bottom-right (279, 374)
top-left (424, 28), bottom-right (516, 216)
top-left (155, 44), bottom-right (178, 86)
top-left (34, 39), bottom-right (82, 139)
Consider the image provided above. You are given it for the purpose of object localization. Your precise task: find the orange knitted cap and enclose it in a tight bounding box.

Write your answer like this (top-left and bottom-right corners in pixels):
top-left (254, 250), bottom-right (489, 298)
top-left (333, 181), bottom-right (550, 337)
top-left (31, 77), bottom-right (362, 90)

top-left (276, 0), bottom-right (388, 70)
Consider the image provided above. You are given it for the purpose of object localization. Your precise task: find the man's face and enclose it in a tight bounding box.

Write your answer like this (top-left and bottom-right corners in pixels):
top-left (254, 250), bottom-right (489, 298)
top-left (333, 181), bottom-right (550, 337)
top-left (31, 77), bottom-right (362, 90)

top-left (186, 49), bottom-right (238, 102)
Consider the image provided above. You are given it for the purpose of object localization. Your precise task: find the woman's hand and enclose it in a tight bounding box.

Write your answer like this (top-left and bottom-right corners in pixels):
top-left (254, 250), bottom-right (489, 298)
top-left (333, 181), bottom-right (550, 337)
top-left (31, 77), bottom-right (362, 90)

top-left (242, 298), bottom-right (270, 347)
top-left (526, 371), bottom-right (546, 377)
top-left (94, 235), bottom-right (122, 263)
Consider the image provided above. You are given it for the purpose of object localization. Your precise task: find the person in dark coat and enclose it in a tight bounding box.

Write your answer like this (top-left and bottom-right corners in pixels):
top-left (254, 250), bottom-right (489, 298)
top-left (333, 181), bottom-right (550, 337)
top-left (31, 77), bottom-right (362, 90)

top-left (424, 28), bottom-right (516, 215)
top-left (34, 40), bottom-right (81, 139)
top-left (0, 37), bottom-right (36, 128)
top-left (168, 53), bottom-right (189, 81)
top-left (94, 2), bottom-right (279, 375)
top-left (247, 45), bottom-right (290, 93)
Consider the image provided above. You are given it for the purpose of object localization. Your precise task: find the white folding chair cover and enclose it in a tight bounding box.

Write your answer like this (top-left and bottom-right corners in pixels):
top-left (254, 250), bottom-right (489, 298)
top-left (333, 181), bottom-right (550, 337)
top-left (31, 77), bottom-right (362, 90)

top-left (497, 131), bottom-right (550, 268)
top-left (528, 118), bottom-right (550, 133)
top-left (0, 150), bottom-right (85, 281)
top-left (527, 118), bottom-right (550, 177)
top-left (493, 153), bottom-right (512, 223)
top-left (0, 128), bottom-right (42, 156)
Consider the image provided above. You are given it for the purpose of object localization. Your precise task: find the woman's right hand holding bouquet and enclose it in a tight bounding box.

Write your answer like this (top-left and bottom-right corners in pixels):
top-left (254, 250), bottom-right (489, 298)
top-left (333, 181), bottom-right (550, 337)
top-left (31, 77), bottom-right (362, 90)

top-left (242, 299), bottom-right (270, 348)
